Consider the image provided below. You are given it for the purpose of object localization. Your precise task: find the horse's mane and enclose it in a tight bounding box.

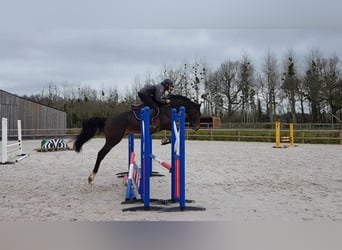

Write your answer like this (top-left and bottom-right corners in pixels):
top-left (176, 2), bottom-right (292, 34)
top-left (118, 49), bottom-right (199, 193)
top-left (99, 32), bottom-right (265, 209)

top-left (168, 95), bottom-right (197, 105)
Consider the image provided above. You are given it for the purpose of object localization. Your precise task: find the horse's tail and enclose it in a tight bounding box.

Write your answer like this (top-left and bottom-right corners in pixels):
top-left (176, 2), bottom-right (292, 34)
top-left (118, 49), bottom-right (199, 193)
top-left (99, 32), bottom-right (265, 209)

top-left (73, 117), bottom-right (107, 152)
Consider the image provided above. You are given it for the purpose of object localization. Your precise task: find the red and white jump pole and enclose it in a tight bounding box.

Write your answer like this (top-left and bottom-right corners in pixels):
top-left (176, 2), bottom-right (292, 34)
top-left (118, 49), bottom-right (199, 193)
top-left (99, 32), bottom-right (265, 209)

top-left (150, 154), bottom-right (171, 171)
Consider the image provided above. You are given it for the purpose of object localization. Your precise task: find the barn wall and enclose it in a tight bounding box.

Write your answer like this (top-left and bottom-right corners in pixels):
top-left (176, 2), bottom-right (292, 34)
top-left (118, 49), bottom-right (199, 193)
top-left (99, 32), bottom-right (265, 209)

top-left (0, 89), bottom-right (66, 137)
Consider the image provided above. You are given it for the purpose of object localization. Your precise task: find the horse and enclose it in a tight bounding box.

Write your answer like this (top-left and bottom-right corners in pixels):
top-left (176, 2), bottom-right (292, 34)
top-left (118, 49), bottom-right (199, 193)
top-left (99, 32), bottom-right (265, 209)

top-left (73, 95), bottom-right (201, 184)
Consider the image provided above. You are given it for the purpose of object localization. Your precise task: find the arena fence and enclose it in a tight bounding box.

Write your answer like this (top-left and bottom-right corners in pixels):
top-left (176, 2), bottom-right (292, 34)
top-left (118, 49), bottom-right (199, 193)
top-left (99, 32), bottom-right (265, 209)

top-left (4, 125), bottom-right (342, 145)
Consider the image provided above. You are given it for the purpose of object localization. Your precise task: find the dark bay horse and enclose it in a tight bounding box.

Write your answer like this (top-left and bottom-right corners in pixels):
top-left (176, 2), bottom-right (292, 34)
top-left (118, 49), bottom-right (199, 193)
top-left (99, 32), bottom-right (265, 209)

top-left (73, 95), bottom-right (201, 184)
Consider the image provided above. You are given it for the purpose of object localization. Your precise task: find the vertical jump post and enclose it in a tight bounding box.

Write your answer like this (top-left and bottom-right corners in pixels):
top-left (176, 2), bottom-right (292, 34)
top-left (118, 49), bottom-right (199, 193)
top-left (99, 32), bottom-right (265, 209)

top-left (122, 106), bottom-right (205, 212)
top-left (1, 118), bottom-right (28, 164)
top-left (274, 121), bottom-right (296, 148)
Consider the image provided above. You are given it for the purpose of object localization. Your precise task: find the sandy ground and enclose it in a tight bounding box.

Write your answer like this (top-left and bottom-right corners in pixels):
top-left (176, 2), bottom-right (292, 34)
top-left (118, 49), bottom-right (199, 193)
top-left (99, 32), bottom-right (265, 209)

top-left (0, 138), bottom-right (341, 221)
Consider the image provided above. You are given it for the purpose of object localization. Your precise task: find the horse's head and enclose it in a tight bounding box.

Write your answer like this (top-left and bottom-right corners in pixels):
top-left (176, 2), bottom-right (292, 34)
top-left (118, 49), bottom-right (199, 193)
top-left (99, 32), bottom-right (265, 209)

top-left (168, 95), bottom-right (201, 131)
top-left (185, 103), bottom-right (201, 131)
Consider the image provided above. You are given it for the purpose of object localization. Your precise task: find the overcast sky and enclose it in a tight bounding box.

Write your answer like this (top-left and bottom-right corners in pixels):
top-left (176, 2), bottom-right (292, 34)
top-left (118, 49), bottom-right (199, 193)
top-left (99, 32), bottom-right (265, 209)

top-left (1, 0), bottom-right (342, 96)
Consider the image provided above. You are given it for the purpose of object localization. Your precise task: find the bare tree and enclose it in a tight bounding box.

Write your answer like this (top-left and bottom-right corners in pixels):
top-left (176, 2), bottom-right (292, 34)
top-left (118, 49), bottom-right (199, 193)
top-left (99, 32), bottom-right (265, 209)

top-left (258, 50), bottom-right (279, 122)
top-left (205, 60), bottom-right (241, 120)
top-left (320, 55), bottom-right (342, 123)
top-left (281, 50), bottom-right (300, 123)
top-left (162, 63), bottom-right (186, 96)
top-left (162, 61), bottom-right (206, 103)
top-left (297, 75), bottom-right (308, 123)
top-left (304, 49), bottom-right (324, 123)
top-left (237, 54), bottom-right (254, 123)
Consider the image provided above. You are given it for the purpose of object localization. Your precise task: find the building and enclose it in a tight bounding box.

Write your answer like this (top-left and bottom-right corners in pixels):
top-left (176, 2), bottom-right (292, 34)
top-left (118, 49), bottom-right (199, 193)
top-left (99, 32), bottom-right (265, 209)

top-left (0, 89), bottom-right (67, 138)
top-left (200, 116), bottom-right (221, 128)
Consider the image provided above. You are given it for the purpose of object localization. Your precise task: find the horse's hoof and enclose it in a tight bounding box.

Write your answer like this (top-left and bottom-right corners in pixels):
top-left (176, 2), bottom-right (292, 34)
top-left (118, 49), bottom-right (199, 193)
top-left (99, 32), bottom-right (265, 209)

top-left (161, 137), bottom-right (171, 145)
top-left (88, 174), bottom-right (95, 184)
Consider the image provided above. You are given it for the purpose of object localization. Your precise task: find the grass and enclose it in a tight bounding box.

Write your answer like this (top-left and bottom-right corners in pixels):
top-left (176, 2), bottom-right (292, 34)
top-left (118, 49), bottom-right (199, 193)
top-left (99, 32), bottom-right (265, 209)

top-left (153, 129), bottom-right (342, 145)
top-left (33, 127), bottom-right (342, 145)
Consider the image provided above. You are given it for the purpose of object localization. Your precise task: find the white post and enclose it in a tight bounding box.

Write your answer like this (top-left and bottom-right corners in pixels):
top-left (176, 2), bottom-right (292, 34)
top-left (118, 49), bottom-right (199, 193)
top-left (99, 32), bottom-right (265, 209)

top-left (1, 118), bottom-right (28, 164)
top-left (2, 118), bottom-right (8, 164)
top-left (17, 120), bottom-right (23, 156)
top-left (173, 121), bottom-right (180, 155)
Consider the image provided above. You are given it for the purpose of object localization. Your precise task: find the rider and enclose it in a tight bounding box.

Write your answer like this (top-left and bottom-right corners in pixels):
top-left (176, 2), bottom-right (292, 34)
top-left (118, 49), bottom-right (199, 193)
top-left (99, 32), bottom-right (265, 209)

top-left (138, 79), bottom-right (174, 128)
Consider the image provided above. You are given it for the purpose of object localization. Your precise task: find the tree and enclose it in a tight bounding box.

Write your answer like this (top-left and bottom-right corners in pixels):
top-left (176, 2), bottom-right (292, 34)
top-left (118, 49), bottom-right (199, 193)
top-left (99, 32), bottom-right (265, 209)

top-left (297, 75), bottom-right (308, 123)
top-left (205, 60), bottom-right (240, 120)
top-left (237, 54), bottom-right (255, 123)
top-left (258, 50), bottom-right (279, 122)
top-left (281, 51), bottom-right (300, 123)
top-left (320, 55), bottom-right (342, 123)
top-left (304, 49), bottom-right (324, 123)
top-left (167, 61), bottom-right (205, 103)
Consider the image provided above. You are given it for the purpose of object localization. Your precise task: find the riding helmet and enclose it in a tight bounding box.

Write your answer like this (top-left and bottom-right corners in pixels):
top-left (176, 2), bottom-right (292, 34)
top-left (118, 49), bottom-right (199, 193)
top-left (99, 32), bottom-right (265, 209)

top-left (161, 79), bottom-right (174, 89)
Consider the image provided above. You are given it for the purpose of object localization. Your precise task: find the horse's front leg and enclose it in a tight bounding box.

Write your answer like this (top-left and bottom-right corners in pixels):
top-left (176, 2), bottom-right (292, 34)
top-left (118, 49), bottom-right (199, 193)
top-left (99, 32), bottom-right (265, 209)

top-left (88, 172), bottom-right (97, 184)
top-left (88, 140), bottom-right (115, 184)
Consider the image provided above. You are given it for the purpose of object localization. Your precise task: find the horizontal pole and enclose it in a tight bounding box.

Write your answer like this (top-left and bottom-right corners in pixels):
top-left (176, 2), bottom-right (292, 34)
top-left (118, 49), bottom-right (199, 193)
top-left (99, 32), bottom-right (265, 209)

top-left (16, 154), bottom-right (29, 162)
top-left (6, 142), bottom-right (21, 147)
top-left (150, 154), bottom-right (171, 171)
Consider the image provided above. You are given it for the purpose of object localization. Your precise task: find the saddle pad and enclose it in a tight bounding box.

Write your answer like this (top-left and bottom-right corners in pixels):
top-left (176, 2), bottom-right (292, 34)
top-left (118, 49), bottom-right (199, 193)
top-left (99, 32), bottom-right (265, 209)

top-left (132, 107), bottom-right (160, 121)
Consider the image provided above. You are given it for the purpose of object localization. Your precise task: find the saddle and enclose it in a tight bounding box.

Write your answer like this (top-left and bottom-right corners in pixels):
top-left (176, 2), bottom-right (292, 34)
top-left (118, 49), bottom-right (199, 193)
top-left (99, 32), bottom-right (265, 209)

top-left (131, 103), bottom-right (160, 122)
top-left (131, 103), bottom-right (144, 110)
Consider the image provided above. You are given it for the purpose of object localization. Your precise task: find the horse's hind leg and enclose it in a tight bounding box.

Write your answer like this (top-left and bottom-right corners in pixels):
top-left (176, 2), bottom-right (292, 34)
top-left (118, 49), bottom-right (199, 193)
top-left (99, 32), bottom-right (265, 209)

top-left (88, 139), bottom-right (118, 184)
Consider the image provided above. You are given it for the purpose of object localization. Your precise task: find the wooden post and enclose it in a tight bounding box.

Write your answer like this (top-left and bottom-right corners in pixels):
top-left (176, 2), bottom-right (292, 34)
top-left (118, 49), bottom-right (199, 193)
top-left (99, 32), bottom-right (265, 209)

top-left (289, 123), bottom-right (294, 147)
top-left (275, 121), bottom-right (281, 148)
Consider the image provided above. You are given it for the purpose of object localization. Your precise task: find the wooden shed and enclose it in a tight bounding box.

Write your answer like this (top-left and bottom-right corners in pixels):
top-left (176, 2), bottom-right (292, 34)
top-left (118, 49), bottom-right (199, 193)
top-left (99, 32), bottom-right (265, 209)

top-left (200, 116), bottom-right (221, 128)
top-left (0, 89), bottom-right (67, 138)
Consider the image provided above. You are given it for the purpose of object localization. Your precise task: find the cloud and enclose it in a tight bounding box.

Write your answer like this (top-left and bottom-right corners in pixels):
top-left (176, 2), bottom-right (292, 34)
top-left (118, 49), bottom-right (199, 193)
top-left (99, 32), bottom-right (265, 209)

top-left (1, 29), bottom-right (342, 96)
top-left (2, 0), bottom-right (342, 29)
